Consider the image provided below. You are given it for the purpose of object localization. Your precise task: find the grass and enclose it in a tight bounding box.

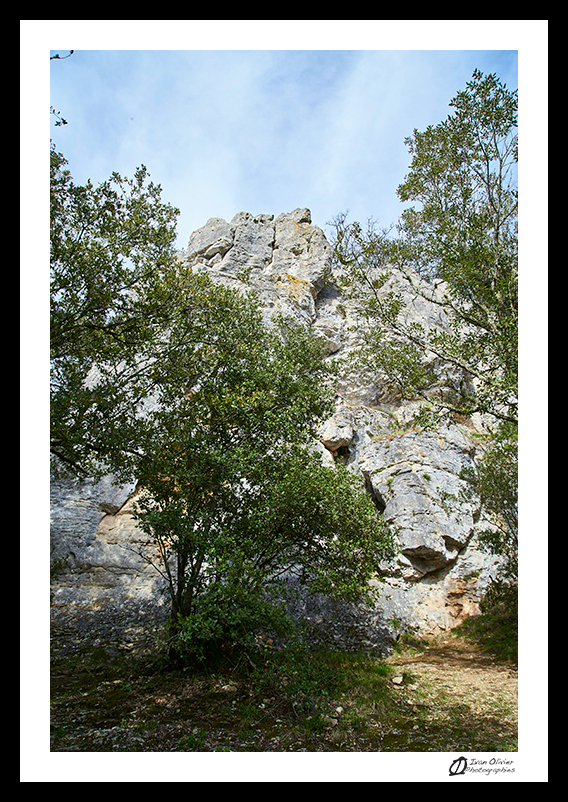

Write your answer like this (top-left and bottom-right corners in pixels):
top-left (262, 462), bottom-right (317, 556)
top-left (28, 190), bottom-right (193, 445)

top-left (50, 586), bottom-right (518, 752)
top-left (50, 623), bottom-right (517, 752)
top-left (50, 638), bottom-right (399, 752)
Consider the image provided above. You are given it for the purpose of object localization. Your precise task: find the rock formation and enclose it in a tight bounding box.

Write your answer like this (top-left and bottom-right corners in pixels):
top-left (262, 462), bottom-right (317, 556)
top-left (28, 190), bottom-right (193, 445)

top-left (50, 208), bottom-right (504, 643)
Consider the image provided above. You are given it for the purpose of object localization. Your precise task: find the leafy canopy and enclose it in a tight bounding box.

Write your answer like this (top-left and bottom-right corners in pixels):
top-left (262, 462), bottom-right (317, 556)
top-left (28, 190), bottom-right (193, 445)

top-left (51, 146), bottom-right (395, 661)
top-left (330, 70), bottom-right (518, 580)
top-left (331, 70), bottom-right (518, 428)
top-left (50, 144), bottom-right (181, 478)
top-left (131, 289), bottom-right (395, 659)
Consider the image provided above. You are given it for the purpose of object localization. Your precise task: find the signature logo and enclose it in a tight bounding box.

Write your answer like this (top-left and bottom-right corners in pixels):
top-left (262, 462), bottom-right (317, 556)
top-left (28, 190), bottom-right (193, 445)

top-left (449, 756), bottom-right (468, 776)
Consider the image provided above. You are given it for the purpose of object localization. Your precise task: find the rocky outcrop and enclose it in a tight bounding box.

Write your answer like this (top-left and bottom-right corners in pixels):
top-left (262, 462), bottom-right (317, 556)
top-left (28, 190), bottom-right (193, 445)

top-left (185, 208), bottom-right (331, 329)
top-left (50, 208), bottom-right (503, 641)
top-left (50, 474), bottom-right (162, 598)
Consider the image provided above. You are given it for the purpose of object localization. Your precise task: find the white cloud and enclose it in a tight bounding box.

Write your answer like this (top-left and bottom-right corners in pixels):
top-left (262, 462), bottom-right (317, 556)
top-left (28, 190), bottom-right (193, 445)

top-left (47, 43), bottom-right (521, 249)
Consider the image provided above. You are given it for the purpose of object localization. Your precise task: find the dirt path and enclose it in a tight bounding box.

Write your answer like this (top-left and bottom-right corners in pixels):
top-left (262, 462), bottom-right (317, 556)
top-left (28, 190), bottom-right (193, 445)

top-left (382, 633), bottom-right (518, 751)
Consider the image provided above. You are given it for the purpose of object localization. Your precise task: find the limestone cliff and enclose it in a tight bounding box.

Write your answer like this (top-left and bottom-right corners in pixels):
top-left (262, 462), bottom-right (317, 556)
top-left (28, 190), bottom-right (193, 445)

top-left (50, 208), bottom-right (503, 640)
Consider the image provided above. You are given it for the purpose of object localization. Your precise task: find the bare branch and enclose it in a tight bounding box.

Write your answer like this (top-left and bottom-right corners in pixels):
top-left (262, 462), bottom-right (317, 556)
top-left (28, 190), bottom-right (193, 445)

top-left (50, 50), bottom-right (74, 60)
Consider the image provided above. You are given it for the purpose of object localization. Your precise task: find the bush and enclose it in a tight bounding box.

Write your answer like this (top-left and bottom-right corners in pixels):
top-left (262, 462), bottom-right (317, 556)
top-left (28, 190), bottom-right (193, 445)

top-left (165, 581), bottom-right (294, 667)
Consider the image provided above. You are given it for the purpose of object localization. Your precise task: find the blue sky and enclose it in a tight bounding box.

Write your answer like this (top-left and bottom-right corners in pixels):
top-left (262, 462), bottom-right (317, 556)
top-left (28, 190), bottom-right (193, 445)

top-left (42, 32), bottom-right (525, 250)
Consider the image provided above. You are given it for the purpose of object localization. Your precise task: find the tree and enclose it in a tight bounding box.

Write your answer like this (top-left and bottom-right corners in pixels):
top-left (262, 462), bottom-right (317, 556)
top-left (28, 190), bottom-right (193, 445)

top-left (460, 421), bottom-right (518, 581)
top-left (50, 144), bottom-right (181, 478)
top-left (131, 299), bottom-right (395, 662)
top-left (330, 69), bottom-right (518, 581)
top-left (332, 70), bottom-right (517, 427)
top-left (51, 147), bottom-right (395, 661)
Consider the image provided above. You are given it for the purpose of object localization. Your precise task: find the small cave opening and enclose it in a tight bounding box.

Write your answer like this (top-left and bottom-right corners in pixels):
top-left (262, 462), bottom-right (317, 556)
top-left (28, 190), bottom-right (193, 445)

top-left (335, 444), bottom-right (352, 465)
top-left (364, 474), bottom-right (386, 514)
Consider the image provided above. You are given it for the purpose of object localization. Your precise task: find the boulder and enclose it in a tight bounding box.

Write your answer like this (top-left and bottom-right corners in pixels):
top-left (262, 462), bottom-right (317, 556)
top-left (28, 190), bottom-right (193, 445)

top-left (270, 208), bottom-right (331, 294)
top-left (319, 398), bottom-right (356, 456)
top-left (360, 427), bottom-right (478, 579)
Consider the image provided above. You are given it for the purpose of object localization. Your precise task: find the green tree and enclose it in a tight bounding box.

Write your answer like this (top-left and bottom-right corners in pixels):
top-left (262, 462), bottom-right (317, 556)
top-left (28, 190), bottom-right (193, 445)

top-left (330, 69), bottom-right (518, 581)
top-left (50, 143), bottom-right (181, 478)
top-left (51, 147), bottom-right (395, 661)
top-left (460, 422), bottom-right (518, 580)
top-left (332, 69), bottom-right (517, 426)
top-left (131, 298), bottom-right (395, 662)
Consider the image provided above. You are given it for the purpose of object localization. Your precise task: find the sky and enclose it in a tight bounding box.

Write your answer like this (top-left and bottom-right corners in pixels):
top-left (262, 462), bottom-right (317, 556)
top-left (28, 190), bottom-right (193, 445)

top-left (43, 34), bottom-right (524, 250)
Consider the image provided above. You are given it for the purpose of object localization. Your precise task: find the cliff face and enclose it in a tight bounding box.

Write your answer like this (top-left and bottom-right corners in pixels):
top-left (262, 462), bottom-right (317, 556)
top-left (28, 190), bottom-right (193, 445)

top-left (50, 209), bottom-right (503, 639)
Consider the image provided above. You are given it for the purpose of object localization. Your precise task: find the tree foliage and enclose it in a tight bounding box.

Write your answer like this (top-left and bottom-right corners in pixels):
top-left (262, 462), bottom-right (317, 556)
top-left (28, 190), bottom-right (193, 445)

top-left (332, 70), bottom-right (517, 427)
top-left (130, 292), bottom-right (395, 661)
top-left (136, 442), bottom-right (394, 663)
top-left (50, 144), bottom-right (181, 478)
top-left (330, 70), bottom-right (518, 578)
top-left (460, 422), bottom-right (518, 580)
top-left (51, 146), bottom-right (395, 661)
